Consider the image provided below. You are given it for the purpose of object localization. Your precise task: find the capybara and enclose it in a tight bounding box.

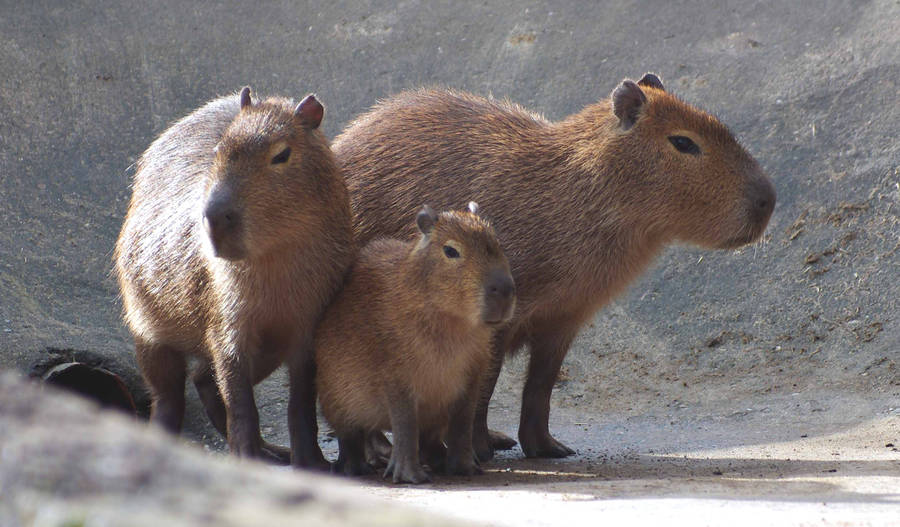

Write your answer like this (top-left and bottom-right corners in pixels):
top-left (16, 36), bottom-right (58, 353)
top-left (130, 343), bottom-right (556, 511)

top-left (114, 87), bottom-right (354, 468)
top-left (316, 203), bottom-right (515, 483)
top-left (333, 73), bottom-right (776, 460)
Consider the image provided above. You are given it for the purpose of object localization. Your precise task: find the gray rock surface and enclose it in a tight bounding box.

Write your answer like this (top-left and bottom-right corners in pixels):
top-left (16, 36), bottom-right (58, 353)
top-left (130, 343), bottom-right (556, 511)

top-left (1, 1), bottom-right (898, 524)
top-left (0, 371), bottom-right (469, 527)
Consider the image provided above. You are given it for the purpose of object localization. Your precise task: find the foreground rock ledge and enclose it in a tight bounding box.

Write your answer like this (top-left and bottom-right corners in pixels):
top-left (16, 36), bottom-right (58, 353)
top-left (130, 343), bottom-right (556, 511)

top-left (0, 371), bottom-right (469, 527)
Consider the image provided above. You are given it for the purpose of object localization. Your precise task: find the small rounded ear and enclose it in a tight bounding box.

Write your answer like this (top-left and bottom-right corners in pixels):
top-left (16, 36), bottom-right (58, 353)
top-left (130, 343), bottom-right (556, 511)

top-left (611, 80), bottom-right (647, 130)
top-left (239, 86), bottom-right (252, 109)
top-left (416, 205), bottom-right (437, 235)
top-left (637, 73), bottom-right (665, 92)
top-left (467, 201), bottom-right (480, 215)
top-left (294, 94), bottom-right (324, 129)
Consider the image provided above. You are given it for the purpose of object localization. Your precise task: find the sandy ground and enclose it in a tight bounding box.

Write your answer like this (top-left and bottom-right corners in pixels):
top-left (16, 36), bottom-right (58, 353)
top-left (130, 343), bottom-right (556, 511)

top-left (333, 391), bottom-right (900, 526)
top-left (204, 353), bottom-right (899, 527)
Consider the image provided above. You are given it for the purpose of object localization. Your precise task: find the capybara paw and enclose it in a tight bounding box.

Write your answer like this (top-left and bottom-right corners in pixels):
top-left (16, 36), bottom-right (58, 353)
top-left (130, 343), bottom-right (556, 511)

top-left (520, 432), bottom-right (575, 459)
top-left (229, 439), bottom-right (262, 459)
top-left (473, 439), bottom-right (494, 464)
top-left (332, 457), bottom-right (375, 477)
top-left (290, 445), bottom-right (330, 471)
top-left (446, 453), bottom-right (483, 477)
top-left (364, 431), bottom-right (392, 468)
top-left (489, 429), bottom-right (518, 451)
top-left (260, 441), bottom-right (291, 466)
top-left (384, 459), bottom-right (432, 484)
top-left (473, 430), bottom-right (495, 463)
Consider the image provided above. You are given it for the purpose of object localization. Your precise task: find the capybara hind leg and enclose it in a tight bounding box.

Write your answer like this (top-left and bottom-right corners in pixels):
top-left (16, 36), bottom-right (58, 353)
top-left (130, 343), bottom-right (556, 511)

top-left (136, 341), bottom-right (186, 434)
top-left (518, 329), bottom-right (577, 459)
top-left (193, 360), bottom-right (227, 435)
top-left (194, 358), bottom-right (290, 465)
top-left (288, 353), bottom-right (328, 470)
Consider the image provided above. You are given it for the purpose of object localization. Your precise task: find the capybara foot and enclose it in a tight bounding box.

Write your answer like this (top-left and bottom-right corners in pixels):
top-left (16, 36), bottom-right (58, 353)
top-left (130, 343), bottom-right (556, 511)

top-left (519, 430), bottom-right (575, 458)
top-left (333, 456), bottom-right (375, 477)
top-left (474, 431), bottom-right (495, 463)
top-left (489, 429), bottom-right (518, 451)
top-left (259, 441), bottom-right (291, 465)
top-left (291, 448), bottom-right (331, 471)
top-left (384, 457), bottom-right (432, 484)
top-left (446, 452), bottom-right (483, 477)
top-left (365, 431), bottom-right (392, 468)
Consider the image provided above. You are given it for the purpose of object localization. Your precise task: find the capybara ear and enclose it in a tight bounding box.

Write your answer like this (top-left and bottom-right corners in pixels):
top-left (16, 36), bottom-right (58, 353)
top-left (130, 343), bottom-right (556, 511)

top-left (467, 201), bottom-right (480, 215)
top-left (294, 94), bottom-right (324, 129)
top-left (611, 80), bottom-right (647, 130)
top-left (417, 205), bottom-right (437, 234)
top-left (637, 73), bottom-right (665, 92)
top-left (239, 86), bottom-right (252, 109)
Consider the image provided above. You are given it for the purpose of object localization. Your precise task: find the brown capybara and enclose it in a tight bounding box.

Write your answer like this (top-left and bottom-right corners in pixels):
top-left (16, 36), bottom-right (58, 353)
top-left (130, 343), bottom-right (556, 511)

top-left (333, 73), bottom-right (776, 461)
top-left (114, 87), bottom-right (354, 468)
top-left (316, 203), bottom-right (515, 483)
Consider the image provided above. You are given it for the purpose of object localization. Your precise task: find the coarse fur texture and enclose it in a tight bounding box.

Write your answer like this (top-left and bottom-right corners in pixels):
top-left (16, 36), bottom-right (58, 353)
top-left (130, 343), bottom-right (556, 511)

top-left (333, 73), bottom-right (776, 460)
top-left (316, 205), bottom-right (515, 483)
top-left (114, 88), bottom-right (355, 468)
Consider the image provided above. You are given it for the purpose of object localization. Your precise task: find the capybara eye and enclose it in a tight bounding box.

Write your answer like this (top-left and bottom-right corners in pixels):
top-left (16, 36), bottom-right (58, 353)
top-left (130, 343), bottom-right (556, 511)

top-left (271, 147), bottom-right (291, 165)
top-left (668, 135), bottom-right (700, 155)
top-left (443, 245), bottom-right (460, 259)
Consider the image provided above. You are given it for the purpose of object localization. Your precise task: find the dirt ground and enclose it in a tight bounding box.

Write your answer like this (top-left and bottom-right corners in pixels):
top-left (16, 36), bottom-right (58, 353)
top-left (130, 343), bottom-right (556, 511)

top-left (223, 353), bottom-right (897, 527)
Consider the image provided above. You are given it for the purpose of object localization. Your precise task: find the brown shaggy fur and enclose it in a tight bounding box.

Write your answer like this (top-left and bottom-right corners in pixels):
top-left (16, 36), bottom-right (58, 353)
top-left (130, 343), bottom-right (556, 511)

top-left (114, 88), bottom-right (354, 468)
top-left (316, 204), bottom-right (515, 483)
top-left (333, 73), bottom-right (776, 460)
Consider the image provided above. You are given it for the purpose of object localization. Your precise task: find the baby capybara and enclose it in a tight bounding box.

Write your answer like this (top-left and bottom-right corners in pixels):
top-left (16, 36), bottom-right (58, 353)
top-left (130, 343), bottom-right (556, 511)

top-left (333, 73), bottom-right (776, 460)
top-left (114, 87), bottom-right (354, 468)
top-left (316, 203), bottom-right (515, 483)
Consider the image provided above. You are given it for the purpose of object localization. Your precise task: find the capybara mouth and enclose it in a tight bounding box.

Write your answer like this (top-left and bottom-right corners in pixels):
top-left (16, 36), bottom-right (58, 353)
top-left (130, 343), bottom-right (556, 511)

top-left (720, 224), bottom-right (768, 249)
top-left (204, 218), bottom-right (246, 260)
top-left (207, 235), bottom-right (246, 261)
top-left (482, 310), bottom-right (510, 326)
top-left (483, 301), bottom-right (515, 326)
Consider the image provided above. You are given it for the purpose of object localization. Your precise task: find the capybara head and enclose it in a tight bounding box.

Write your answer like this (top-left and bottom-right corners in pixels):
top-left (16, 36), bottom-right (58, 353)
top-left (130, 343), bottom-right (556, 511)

top-left (607, 73), bottom-right (775, 249)
top-left (411, 202), bottom-right (515, 325)
top-left (202, 87), bottom-right (329, 260)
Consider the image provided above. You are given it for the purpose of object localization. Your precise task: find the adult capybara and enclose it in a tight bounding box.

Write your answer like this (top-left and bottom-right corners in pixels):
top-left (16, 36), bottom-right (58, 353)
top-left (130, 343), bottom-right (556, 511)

top-left (333, 73), bottom-right (776, 460)
top-left (114, 87), bottom-right (354, 468)
top-left (316, 203), bottom-right (515, 483)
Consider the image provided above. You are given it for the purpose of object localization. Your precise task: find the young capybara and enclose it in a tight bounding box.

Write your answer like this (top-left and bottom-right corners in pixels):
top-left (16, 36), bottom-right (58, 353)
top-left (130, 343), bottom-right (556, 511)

top-left (114, 87), bottom-right (354, 468)
top-left (315, 203), bottom-right (515, 483)
top-left (333, 73), bottom-right (776, 461)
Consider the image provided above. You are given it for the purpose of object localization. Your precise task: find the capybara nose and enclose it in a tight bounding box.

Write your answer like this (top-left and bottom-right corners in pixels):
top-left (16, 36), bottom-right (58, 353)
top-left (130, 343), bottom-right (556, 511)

top-left (750, 175), bottom-right (776, 224)
top-left (486, 273), bottom-right (515, 301)
top-left (203, 189), bottom-right (240, 238)
top-left (483, 269), bottom-right (516, 324)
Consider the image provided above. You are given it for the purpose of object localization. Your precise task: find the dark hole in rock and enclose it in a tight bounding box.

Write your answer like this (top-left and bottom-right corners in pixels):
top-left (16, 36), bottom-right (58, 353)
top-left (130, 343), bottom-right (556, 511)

top-left (43, 362), bottom-right (137, 415)
top-left (29, 348), bottom-right (150, 417)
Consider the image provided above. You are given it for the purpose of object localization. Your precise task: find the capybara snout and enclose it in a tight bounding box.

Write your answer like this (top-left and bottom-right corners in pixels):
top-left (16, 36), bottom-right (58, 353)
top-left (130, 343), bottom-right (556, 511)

top-left (716, 160), bottom-right (776, 249)
top-left (747, 172), bottom-right (776, 232)
top-left (203, 183), bottom-right (244, 259)
top-left (482, 267), bottom-right (515, 324)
